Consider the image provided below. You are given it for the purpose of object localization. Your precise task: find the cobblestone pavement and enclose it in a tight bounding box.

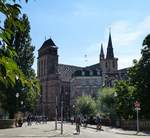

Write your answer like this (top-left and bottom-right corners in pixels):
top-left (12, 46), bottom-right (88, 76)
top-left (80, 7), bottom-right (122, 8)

top-left (0, 122), bottom-right (150, 138)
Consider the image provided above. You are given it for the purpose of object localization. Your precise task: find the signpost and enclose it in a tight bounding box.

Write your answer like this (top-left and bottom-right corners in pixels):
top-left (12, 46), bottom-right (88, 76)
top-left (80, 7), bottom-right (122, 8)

top-left (134, 100), bottom-right (140, 134)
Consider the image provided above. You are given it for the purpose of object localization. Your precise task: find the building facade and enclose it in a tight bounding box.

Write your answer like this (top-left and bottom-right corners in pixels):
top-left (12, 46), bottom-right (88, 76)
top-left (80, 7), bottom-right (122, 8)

top-left (37, 32), bottom-right (128, 120)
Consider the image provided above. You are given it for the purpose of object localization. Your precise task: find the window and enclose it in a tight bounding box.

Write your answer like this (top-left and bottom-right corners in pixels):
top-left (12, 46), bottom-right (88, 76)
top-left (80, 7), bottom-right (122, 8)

top-left (106, 62), bottom-right (107, 68)
top-left (90, 71), bottom-right (93, 76)
top-left (82, 71), bottom-right (85, 76)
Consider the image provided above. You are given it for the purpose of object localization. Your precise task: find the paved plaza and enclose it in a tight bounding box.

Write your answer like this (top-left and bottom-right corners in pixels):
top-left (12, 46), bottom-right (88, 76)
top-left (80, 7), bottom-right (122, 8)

top-left (0, 121), bottom-right (150, 138)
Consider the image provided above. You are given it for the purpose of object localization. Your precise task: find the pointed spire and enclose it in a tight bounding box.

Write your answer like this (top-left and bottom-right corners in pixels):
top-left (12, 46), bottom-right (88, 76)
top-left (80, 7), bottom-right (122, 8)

top-left (106, 29), bottom-right (114, 59)
top-left (100, 43), bottom-right (104, 60)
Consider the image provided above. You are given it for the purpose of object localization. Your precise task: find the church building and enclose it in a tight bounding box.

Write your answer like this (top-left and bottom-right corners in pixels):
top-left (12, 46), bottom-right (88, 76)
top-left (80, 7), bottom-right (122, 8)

top-left (37, 32), bottom-right (128, 120)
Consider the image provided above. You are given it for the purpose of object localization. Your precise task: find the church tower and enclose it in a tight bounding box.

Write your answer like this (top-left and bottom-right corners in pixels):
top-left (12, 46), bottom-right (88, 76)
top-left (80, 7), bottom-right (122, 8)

top-left (100, 43), bottom-right (105, 61)
top-left (37, 38), bottom-right (60, 120)
top-left (100, 31), bottom-right (118, 87)
top-left (105, 31), bottom-right (118, 73)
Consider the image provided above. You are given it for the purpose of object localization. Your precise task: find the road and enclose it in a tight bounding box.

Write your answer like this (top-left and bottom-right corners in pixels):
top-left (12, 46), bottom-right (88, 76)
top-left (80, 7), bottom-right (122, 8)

top-left (0, 121), bottom-right (149, 138)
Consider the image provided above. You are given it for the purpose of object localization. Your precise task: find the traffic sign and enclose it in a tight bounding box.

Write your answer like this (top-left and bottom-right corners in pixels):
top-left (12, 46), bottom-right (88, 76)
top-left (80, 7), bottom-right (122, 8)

top-left (135, 107), bottom-right (141, 111)
top-left (134, 100), bottom-right (141, 133)
top-left (134, 101), bottom-right (140, 108)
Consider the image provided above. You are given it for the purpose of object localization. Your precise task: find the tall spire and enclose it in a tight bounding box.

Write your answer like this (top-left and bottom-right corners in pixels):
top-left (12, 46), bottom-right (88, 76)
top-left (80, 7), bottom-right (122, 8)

top-left (106, 29), bottom-right (114, 59)
top-left (100, 43), bottom-right (104, 60)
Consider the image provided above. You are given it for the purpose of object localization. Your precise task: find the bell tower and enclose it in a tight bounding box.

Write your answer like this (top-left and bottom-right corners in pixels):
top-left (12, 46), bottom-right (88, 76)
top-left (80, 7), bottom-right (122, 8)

top-left (37, 38), bottom-right (60, 120)
top-left (100, 31), bottom-right (118, 87)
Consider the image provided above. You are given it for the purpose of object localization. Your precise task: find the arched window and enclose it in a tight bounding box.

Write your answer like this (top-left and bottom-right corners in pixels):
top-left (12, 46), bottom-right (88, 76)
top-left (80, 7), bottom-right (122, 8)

top-left (90, 70), bottom-right (93, 76)
top-left (82, 71), bottom-right (85, 76)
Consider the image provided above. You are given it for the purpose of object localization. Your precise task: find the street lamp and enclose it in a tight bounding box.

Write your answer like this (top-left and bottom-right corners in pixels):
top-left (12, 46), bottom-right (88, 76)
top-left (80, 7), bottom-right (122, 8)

top-left (21, 101), bottom-right (23, 105)
top-left (16, 75), bottom-right (19, 81)
top-left (16, 93), bottom-right (19, 98)
top-left (16, 92), bottom-right (19, 111)
top-left (61, 86), bottom-right (64, 135)
top-left (55, 96), bottom-right (58, 130)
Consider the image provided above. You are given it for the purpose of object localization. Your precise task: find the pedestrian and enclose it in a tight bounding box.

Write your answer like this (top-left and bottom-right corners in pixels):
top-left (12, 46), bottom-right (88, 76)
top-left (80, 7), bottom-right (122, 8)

top-left (95, 115), bottom-right (101, 130)
top-left (75, 116), bottom-right (81, 134)
top-left (83, 116), bottom-right (87, 127)
top-left (27, 114), bottom-right (32, 126)
top-left (71, 116), bottom-right (74, 125)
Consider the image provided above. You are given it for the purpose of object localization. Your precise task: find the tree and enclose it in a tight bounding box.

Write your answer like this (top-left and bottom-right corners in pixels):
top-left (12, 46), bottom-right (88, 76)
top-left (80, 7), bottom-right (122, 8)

top-left (75, 96), bottom-right (97, 117)
top-left (96, 87), bottom-right (117, 119)
top-left (115, 81), bottom-right (136, 120)
top-left (0, 44), bottom-right (26, 118)
top-left (4, 13), bottom-right (35, 78)
top-left (128, 34), bottom-right (150, 119)
top-left (0, 0), bottom-right (40, 118)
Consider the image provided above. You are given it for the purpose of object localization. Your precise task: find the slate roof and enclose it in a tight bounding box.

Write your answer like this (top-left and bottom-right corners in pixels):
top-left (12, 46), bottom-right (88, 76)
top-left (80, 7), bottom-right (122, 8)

top-left (84, 63), bottom-right (101, 70)
top-left (39, 38), bottom-right (56, 50)
top-left (106, 32), bottom-right (114, 59)
top-left (58, 64), bottom-right (82, 82)
top-left (58, 63), bottom-right (102, 82)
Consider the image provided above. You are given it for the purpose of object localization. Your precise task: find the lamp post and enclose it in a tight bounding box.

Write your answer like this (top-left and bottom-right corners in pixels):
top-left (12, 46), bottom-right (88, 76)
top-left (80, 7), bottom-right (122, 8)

top-left (21, 101), bottom-right (23, 111)
top-left (16, 92), bottom-right (19, 111)
top-left (72, 104), bottom-right (75, 116)
top-left (55, 96), bottom-right (58, 130)
top-left (61, 86), bottom-right (63, 135)
top-left (15, 75), bottom-right (19, 112)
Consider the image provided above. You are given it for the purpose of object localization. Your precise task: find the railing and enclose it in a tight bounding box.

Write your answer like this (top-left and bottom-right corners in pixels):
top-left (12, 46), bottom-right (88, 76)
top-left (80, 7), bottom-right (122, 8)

top-left (120, 120), bottom-right (150, 130)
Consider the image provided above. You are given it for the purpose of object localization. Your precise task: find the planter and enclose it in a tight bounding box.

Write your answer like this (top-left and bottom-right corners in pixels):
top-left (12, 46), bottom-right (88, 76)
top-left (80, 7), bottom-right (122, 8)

top-left (0, 119), bottom-right (15, 129)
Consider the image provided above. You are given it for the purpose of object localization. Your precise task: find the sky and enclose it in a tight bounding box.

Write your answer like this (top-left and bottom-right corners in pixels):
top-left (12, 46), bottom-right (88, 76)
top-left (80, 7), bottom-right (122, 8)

top-left (19, 0), bottom-right (150, 70)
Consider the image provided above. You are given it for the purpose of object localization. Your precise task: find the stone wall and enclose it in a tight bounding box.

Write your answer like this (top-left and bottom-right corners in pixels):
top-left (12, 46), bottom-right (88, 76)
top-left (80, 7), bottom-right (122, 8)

top-left (0, 119), bottom-right (15, 129)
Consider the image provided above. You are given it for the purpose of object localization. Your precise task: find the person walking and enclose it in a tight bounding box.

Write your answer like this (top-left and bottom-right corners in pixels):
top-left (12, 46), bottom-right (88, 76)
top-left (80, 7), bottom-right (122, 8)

top-left (71, 116), bottom-right (74, 125)
top-left (95, 115), bottom-right (101, 130)
top-left (27, 114), bottom-right (32, 126)
top-left (75, 116), bottom-right (81, 134)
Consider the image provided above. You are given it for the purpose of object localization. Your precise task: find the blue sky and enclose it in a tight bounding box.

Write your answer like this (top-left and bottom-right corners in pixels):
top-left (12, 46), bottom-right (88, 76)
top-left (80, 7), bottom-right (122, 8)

top-left (19, 0), bottom-right (150, 70)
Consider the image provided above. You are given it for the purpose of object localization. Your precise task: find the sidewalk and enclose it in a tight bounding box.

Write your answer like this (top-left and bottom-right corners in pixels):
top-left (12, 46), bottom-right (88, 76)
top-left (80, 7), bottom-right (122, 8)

top-left (0, 121), bottom-right (74, 138)
top-left (110, 127), bottom-right (150, 136)
top-left (86, 124), bottom-right (150, 136)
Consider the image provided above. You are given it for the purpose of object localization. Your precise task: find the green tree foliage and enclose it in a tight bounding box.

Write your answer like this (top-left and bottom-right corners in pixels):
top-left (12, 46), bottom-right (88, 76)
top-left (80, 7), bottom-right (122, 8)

top-left (115, 81), bottom-right (136, 119)
top-left (4, 13), bottom-right (35, 78)
top-left (128, 34), bottom-right (150, 119)
top-left (75, 96), bottom-right (97, 117)
top-left (0, 0), bottom-right (40, 118)
top-left (96, 87), bottom-right (116, 119)
top-left (0, 44), bottom-right (26, 118)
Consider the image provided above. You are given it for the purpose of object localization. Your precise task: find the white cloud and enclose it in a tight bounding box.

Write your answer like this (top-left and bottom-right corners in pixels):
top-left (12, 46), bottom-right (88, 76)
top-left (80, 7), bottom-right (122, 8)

top-left (110, 16), bottom-right (150, 48)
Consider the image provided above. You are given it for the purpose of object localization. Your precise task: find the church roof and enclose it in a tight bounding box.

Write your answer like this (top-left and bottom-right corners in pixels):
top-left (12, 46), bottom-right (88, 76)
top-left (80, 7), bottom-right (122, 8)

top-left (58, 63), bottom-right (102, 82)
top-left (39, 38), bottom-right (56, 50)
top-left (58, 64), bottom-right (82, 82)
top-left (84, 63), bottom-right (101, 70)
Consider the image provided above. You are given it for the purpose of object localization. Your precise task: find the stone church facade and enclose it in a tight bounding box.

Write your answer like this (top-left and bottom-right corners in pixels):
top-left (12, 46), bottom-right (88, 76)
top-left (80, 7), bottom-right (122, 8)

top-left (37, 32), bottom-right (128, 120)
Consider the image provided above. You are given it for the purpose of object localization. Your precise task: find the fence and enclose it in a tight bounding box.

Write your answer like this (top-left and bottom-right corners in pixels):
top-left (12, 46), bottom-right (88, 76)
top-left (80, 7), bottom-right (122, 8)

top-left (120, 120), bottom-right (150, 130)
